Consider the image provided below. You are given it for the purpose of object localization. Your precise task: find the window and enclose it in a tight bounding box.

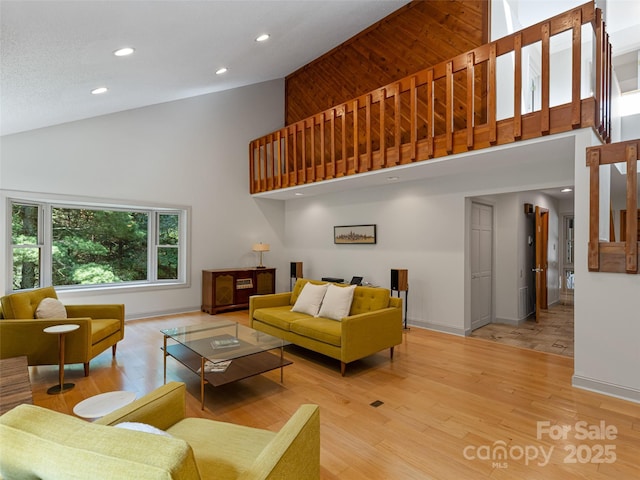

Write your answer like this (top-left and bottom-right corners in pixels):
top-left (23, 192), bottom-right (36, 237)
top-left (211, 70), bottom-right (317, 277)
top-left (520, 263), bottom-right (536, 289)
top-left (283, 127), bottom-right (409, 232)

top-left (10, 199), bottom-right (187, 291)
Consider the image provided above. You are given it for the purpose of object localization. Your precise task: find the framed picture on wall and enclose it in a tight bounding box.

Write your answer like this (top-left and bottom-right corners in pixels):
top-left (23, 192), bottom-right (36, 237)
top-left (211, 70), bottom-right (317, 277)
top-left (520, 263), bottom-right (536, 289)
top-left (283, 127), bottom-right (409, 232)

top-left (334, 224), bottom-right (376, 244)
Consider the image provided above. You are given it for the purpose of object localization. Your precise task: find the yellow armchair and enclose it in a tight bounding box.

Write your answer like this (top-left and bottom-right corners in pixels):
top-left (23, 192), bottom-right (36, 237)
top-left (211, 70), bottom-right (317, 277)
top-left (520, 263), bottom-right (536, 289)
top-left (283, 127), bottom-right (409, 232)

top-left (0, 287), bottom-right (124, 376)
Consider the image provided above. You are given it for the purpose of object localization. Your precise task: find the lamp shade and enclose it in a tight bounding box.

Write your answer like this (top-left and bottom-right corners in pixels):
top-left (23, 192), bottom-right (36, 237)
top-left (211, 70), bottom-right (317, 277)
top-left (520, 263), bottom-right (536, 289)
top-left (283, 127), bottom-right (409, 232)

top-left (252, 243), bottom-right (270, 252)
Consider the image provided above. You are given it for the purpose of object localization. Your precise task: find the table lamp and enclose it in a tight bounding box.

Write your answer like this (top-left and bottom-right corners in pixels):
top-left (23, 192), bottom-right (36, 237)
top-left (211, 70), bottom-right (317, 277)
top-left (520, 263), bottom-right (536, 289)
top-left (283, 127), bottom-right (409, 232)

top-left (252, 242), bottom-right (270, 268)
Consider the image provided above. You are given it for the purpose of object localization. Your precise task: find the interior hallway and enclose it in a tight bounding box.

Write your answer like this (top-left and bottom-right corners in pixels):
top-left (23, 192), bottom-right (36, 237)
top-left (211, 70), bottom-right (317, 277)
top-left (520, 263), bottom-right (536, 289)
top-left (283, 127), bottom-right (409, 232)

top-left (470, 303), bottom-right (574, 357)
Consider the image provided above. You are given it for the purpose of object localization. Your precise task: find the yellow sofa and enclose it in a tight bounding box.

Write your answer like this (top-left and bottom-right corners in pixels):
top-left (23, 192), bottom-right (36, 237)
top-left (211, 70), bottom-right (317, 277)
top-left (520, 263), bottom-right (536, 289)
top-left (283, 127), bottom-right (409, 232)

top-left (249, 278), bottom-right (403, 375)
top-left (0, 286), bottom-right (124, 376)
top-left (0, 382), bottom-right (320, 480)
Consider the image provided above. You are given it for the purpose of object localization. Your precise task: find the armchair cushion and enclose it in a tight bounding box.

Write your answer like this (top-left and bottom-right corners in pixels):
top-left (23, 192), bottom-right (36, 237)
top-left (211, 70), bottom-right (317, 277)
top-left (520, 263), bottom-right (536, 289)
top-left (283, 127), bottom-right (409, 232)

top-left (0, 286), bottom-right (58, 319)
top-left (35, 297), bottom-right (67, 319)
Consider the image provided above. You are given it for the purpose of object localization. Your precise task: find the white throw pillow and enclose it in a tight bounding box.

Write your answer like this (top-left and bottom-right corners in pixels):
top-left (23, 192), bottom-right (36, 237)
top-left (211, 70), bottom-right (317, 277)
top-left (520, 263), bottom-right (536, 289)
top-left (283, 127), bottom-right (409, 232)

top-left (35, 298), bottom-right (67, 319)
top-left (291, 282), bottom-right (328, 316)
top-left (317, 284), bottom-right (356, 321)
top-left (115, 422), bottom-right (172, 437)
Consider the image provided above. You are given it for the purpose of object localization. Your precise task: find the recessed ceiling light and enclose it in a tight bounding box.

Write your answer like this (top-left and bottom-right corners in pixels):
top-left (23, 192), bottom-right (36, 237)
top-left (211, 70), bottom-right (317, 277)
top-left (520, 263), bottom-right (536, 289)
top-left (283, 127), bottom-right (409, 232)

top-left (215, 67), bottom-right (228, 75)
top-left (387, 176), bottom-right (400, 181)
top-left (113, 47), bottom-right (135, 57)
top-left (256, 34), bottom-right (270, 42)
top-left (294, 192), bottom-right (304, 196)
top-left (91, 87), bottom-right (108, 95)
top-left (561, 188), bottom-right (573, 193)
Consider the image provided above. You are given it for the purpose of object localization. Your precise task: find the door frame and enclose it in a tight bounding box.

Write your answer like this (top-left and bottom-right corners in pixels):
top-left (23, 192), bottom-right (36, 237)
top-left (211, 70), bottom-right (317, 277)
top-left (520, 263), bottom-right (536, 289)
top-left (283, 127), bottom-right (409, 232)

top-left (534, 206), bottom-right (549, 320)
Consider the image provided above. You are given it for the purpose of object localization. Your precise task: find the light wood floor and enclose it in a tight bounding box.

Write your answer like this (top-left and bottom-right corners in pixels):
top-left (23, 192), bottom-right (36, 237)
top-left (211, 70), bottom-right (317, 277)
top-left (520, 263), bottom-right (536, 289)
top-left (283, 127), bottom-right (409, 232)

top-left (471, 303), bottom-right (574, 357)
top-left (29, 310), bottom-right (640, 479)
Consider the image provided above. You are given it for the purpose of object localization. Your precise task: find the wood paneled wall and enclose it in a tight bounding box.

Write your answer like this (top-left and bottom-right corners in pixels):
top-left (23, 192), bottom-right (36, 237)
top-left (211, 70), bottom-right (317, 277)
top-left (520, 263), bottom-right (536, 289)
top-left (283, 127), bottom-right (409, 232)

top-left (285, 0), bottom-right (489, 125)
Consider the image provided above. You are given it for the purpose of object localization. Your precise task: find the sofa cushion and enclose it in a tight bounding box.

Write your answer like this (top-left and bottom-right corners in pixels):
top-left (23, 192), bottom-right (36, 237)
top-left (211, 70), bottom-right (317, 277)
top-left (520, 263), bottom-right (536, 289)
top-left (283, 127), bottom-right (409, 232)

top-left (253, 306), bottom-right (309, 331)
top-left (318, 284), bottom-right (355, 321)
top-left (350, 286), bottom-right (391, 315)
top-left (35, 297), bottom-right (68, 319)
top-left (0, 404), bottom-right (200, 480)
top-left (290, 317), bottom-right (342, 347)
top-left (291, 282), bottom-right (328, 316)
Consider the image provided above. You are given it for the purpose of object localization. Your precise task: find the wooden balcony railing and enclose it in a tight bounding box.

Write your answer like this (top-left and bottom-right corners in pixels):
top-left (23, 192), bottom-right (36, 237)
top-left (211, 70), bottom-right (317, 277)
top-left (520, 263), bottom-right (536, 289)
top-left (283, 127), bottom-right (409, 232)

top-left (587, 139), bottom-right (639, 274)
top-left (249, 1), bottom-right (611, 194)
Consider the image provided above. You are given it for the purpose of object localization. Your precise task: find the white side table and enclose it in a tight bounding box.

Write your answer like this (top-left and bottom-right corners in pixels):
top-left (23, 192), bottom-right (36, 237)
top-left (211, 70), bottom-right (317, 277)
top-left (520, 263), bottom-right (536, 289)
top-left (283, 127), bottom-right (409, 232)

top-left (73, 391), bottom-right (137, 420)
top-left (43, 324), bottom-right (79, 394)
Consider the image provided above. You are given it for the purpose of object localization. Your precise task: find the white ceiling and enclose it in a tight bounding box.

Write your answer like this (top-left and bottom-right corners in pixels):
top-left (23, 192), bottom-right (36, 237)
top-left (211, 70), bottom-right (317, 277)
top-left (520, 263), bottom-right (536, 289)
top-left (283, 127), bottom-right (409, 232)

top-left (0, 0), bottom-right (409, 136)
top-left (2, 1), bottom-right (637, 138)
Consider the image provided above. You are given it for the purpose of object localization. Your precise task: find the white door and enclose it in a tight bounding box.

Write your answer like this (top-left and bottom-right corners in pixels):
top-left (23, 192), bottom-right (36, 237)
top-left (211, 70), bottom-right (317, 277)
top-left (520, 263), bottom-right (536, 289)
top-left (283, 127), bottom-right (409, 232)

top-left (471, 202), bottom-right (493, 330)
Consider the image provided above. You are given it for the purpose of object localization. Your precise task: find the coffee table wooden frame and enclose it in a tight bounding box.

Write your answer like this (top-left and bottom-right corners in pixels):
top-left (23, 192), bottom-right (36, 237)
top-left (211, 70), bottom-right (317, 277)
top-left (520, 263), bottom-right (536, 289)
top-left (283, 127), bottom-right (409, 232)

top-left (162, 321), bottom-right (292, 409)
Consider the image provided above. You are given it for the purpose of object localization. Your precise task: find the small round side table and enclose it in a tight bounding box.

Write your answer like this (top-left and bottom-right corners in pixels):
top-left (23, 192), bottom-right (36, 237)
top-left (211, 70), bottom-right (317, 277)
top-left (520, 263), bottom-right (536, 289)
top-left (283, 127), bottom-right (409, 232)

top-left (43, 324), bottom-right (79, 394)
top-left (73, 391), bottom-right (137, 420)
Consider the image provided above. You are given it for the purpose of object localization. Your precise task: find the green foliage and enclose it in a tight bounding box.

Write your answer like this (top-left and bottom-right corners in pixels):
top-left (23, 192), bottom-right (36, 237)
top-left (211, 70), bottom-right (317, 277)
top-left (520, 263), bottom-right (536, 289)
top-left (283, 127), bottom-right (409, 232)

top-left (51, 208), bottom-right (148, 286)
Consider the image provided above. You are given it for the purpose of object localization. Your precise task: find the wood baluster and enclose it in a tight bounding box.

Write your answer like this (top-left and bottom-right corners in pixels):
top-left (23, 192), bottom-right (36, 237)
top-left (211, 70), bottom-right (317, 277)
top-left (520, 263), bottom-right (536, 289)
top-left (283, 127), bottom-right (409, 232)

top-left (309, 116), bottom-right (316, 182)
top-left (541, 22), bottom-right (550, 135)
top-left (341, 106), bottom-right (347, 175)
top-left (283, 129), bottom-right (289, 188)
top-left (319, 113), bottom-right (325, 180)
top-left (594, 8), bottom-right (603, 135)
top-left (353, 99), bottom-right (359, 173)
top-left (379, 88), bottom-right (386, 168)
top-left (249, 140), bottom-right (256, 194)
top-left (571, 10), bottom-right (582, 128)
top-left (466, 53), bottom-right (475, 150)
top-left (588, 149), bottom-right (600, 271)
top-left (302, 121), bottom-right (308, 183)
top-left (260, 137), bottom-right (266, 193)
top-left (606, 40), bottom-right (612, 142)
top-left (395, 82), bottom-right (402, 165)
top-left (267, 134), bottom-right (273, 191)
top-left (366, 94), bottom-right (372, 171)
top-left (410, 76), bottom-right (417, 161)
top-left (330, 108), bottom-right (336, 179)
top-left (626, 144), bottom-right (638, 273)
top-left (445, 61), bottom-right (453, 154)
top-left (427, 69), bottom-right (434, 157)
top-left (292, 124), bottom-right (298, 186)
top-left (514, 33), bottom-right (522, 140)
top-left (488, 44), bottom-right (497, 144)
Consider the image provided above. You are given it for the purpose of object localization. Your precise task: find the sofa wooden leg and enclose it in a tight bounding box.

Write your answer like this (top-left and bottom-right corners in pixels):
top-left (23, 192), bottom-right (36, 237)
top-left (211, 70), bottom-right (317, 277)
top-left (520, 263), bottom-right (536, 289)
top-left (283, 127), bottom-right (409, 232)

top-left (390, 346), bottom-right (395, 360)
top-left (83, 362), bottom-right (89, 377)
top-left (112, 343), bottom-right (117, 357)
top-left (340, 362), bottom-right (346, 376)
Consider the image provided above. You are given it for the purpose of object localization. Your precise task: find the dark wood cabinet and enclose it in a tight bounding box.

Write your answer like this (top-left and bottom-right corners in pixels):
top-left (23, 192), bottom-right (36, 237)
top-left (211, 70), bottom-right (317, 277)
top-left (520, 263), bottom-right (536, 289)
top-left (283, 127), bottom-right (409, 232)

top-left (201, 268), bottom-right (276, 314)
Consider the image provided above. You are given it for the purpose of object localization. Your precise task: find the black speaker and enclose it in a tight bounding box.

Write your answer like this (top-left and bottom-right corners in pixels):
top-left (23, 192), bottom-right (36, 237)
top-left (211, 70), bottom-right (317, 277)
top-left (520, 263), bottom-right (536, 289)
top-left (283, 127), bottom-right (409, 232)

top-left (391, 269), bottom-right (408, 291)
top-left (290, 262), bottom-right (303, 278)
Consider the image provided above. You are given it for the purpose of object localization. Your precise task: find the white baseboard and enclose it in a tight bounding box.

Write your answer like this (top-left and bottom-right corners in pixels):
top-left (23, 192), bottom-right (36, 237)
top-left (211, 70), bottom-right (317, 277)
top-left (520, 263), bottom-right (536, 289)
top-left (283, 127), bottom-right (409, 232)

top-left (572, 375), bottom-right (640, 404)
top-left (407, 319), bottom-right (467, 336)
top-left (494, 316), bottom-right (528, 326)
top-left (125, 306), bottom-right (201, 321)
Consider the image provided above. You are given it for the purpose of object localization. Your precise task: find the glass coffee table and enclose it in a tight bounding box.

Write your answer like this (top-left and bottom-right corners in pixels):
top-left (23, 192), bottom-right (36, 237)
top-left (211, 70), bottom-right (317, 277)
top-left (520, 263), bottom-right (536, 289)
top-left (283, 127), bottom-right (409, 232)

top-left (161, 320), bottom-right (292, 409)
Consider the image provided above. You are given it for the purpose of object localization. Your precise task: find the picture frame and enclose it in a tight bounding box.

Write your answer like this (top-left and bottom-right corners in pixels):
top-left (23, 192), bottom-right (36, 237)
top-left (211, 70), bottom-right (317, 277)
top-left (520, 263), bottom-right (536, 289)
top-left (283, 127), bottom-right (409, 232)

top-left (334, 224), bottom-right (376, 244)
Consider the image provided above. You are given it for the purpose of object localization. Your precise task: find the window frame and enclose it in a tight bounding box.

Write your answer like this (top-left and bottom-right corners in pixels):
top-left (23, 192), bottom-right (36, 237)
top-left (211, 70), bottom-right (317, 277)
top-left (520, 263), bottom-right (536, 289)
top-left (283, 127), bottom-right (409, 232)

top-left (7, 195), bottom-right (189, 293)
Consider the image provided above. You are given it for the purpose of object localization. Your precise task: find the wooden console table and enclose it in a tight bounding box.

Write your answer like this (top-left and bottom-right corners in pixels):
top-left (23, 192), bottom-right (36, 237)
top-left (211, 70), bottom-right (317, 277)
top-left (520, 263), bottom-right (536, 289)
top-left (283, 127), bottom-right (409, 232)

top-left (202, 267), bottom-right (276, 314)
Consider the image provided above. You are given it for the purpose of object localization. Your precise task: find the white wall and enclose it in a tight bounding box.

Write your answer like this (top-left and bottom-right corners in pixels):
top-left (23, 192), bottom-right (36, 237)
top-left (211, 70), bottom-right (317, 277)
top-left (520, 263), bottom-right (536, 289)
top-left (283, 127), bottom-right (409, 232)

top-left (0, 79), bottom-right (286, 318)
top-left (283, 141), bottom-right (574, 335)
top-left (573, 130), bottom-right (640, 402)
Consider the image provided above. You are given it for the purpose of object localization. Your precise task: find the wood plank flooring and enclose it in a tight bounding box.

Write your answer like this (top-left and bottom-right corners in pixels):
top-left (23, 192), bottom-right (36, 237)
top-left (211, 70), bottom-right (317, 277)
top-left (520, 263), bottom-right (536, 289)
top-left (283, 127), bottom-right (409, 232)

top-left (27, 310), bottom-right (640, 479)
